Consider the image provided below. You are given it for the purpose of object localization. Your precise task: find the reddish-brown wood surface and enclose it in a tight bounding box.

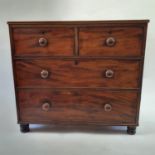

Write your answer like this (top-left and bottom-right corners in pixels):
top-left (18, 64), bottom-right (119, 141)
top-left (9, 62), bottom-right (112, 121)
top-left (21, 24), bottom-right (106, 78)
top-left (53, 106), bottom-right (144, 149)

top-left (7, 20), bottom-right (149, 132)
top-left (13, 27), bottom-right (74, 56)
top-left (18, 89), bottom-right (138, 124)
top-left (79, 27), bottom-right (143, 56)
top-left (15, 59), bottom-right (140, 89)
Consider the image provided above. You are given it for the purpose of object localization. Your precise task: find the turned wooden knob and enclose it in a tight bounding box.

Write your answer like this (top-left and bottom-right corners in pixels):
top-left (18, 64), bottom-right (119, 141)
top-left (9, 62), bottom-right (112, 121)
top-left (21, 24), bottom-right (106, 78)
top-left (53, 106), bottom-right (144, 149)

top-left (105, 37), bottom-right (116, 47)
top-left (105, 69), bottom-right (114, 78)
top-left (104, 104), bottom-right (112, 112)
top-left (40, 69), bottom-right (49, 79)
top-left (42, 102), bottom-right (51, 111)
top-left (39, 37), bottom-right (48, 47)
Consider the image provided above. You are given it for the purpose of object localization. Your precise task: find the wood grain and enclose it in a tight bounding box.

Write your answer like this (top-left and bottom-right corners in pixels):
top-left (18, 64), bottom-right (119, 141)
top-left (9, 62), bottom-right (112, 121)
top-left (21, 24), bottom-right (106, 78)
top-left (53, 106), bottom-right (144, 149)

top-left (13, 27), bottom-right (74, 56)
top-left (15, 59), bottom-right (140, 89)
top-left (79, 27), bottom-right (143, 56)
top-left (7, 20), bottom-right (149, 132)
top-left (18, 89), bottom-right (138, 124)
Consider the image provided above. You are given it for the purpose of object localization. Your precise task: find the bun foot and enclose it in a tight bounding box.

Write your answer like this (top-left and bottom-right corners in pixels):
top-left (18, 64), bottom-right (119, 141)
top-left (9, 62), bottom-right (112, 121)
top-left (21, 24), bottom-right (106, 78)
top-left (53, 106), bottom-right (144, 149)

top-left (20, 124), bottom-right (30, 133)
top-left (127, 126), bottom-right (136, 135)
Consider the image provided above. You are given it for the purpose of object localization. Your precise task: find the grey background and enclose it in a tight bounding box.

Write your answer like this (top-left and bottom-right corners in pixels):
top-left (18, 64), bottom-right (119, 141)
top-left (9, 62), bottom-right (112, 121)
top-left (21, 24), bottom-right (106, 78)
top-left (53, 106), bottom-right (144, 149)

top-left (0, 0), bottom-right (155, 155)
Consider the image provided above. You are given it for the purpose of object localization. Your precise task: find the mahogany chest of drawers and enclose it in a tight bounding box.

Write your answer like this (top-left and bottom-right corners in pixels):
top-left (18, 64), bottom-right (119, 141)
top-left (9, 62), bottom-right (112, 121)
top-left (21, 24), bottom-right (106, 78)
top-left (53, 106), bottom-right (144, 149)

top-left (8, 20), bottom-right (149, 134)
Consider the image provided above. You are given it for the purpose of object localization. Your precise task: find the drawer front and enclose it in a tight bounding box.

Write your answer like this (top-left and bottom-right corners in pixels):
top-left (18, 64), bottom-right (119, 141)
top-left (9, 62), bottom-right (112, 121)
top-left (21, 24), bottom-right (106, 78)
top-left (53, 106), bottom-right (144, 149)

top-left (79, 27), bottom-right (143, 56)
top-left (18, 89), bottom-right (138, 124)
top-left (12, 27), bottom-right (74, 56)
top-left (15, 59), bottom-right (140, 89)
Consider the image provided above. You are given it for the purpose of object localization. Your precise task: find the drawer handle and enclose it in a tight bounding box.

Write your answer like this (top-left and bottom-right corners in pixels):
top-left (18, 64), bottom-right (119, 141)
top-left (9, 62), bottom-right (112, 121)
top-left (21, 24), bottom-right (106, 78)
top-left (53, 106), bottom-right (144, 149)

top-left (42, 102), bottom-right (51, 111)
top-left (105, 37), bottom-right (116, 47)
top-left (104, 104), bottom-right (112, 112)
top-left (105, 69), bottom-right (114, 78)
top-left (39, 37), bottom-right (48, 47)
top-left (40, 69), bottom-right (49, 79)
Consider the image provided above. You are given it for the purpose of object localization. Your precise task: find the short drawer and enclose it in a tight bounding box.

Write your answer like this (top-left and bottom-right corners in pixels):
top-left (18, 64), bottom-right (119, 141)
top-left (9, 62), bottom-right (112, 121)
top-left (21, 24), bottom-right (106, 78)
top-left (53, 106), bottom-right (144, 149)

top-left (12, 27), bottom-right (74, 56)
top-left (15, 59), bottom-right (140, 89)
top-left (17, 89), bottom-right (138, 124)
top-left (79, 27), bottom-right (143, 56)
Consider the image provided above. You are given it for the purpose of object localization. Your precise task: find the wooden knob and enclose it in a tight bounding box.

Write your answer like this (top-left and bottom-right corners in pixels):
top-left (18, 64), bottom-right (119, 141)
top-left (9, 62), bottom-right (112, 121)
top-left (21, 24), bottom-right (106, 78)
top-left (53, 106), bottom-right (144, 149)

top-left (39, 37), bottom-right (48, 47)
top-left (105, 69), bottom-right (114, 78)
top-left (40, 69), bottom-right (49, 79)
top-left (42, 102), bottom-right (51, 111)
top-left (104, 104), bottom-right (112, 112)
top-left (105, 37), bottom-right (116, 47)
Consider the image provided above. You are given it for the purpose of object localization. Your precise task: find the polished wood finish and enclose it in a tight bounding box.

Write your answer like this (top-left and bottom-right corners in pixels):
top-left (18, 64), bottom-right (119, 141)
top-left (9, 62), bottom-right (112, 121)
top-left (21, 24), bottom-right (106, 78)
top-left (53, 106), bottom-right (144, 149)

top-left (17, 89), bottom-right (138, 124)
top-left (15, 59), bottom-right (140, 89)
top-left (79, 27), bottom-right (143, 56)
top-left (8, 20), bottom-right (149, 134)
top-left (12, 27), bottom-right (74, 56)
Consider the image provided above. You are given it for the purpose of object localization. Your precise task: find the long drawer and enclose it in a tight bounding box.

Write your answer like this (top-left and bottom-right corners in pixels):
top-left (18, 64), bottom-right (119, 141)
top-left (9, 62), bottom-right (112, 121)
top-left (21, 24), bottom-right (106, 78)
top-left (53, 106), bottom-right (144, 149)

top-left (17, 89), bottom-right (138, 124)
top-left (15, 59), bottom-right (140, 89)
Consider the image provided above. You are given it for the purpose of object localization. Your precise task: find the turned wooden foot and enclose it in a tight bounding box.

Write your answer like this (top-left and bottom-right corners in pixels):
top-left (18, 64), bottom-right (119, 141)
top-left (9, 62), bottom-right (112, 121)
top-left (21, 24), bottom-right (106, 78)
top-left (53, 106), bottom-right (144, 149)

top-left (127, 126), bottom-right (136, 135)
top-left (20, 124), bottom-right (30, 133)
